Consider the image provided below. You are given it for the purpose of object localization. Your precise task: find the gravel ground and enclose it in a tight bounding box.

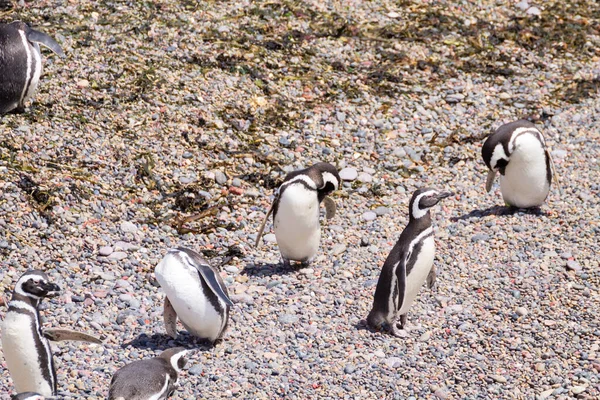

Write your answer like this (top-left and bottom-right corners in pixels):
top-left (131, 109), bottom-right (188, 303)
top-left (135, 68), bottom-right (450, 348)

top-left (1, 0), bottom-right (599, 399)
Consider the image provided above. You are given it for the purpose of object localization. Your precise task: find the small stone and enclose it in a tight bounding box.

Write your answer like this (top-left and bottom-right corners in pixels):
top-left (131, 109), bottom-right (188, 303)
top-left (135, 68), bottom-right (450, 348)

top-left (535, 363), bottom-right (545, 372)
top-left (98, 246), bottom-right (113, 256)
top-left (374, 206), bottom-right (391, 216)
top-left (362, 211), bottom-right (377, 221)
top-left (344, 364), bottom-right (356, 374)
top-left (516, 0), bottom-right (529, 10)
top-left (357, 172), bottom-right (373, 183)
top-left (339, 167), bottom-right (358, 181)
top-left (387, 11), bottom-right (400, 18)
top-left (188, 364), bottom-right (204, 375)
top-left (224, 266), bottom-right (239, 274)
top-left (490, 375), bottom-right (507, 383)
top-left (566, 260), bottom-right (582, 272)
top-left (230, 294), bottom-right (253, 304)
top-left (215, 171), bottom-right (227, 185)
top-left (471, 234), bottom-right (489, 242)
top-left (516, 307), bottom-right (528, 316)
top-left (419, 331), bottom-right (432, 341)
top-left (331, 244), bottom-right (346, 256)
top-left (384, 357), bottom-right (403, 368)
top-left (526, 6), bottom-right (541, 16)
top-left (336, 111), bottom-right (346, 122)
top-left (108, 251), bottom-right (127, 261)
top-left (278, 314), bottom-right (298, 324)
top-left (539, 389), bottom-right (554, 399)
top-left (299, 268), bottom-right (313, 275)
top-left (77, 79), bottom-right (89, 88)
top-left (571, 386), bottom-right (586, 394)
top-left (232, 178), bottom-right (242, 187)
top-left (263, 234), bottom-right (277, 243)
top-left (120, 221), bottom-right (137, 233)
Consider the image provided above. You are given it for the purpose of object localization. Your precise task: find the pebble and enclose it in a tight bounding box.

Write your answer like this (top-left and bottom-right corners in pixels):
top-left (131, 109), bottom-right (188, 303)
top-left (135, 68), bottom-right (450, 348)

top-left (263, 234), bottom-right (277, 243)
top-left (516, 307), bottom-right (528, 316)
top-left (98, 246), bottom-right (113, 256)
top-left (344, 364), bottom-right (356, 374)
top-left (374, 206), bottom-right (391, 216)
top-left (362, 211), bottom-right (377, 221)
top-left (339, 167), bottom-right (358, 181)
top-left (108, 251), bottom-right (128, 261)
top-left (566, 260), bottom-right (582, 271)
top-left (278, 314), bottom-right (298, 324)
top-left (357, 172), bottom-right (373, 183)
top-left (214, 170), bottom-right (228, 185)
top-left (490, 375), bottom-right (507, 383)
top-left (120, 221), bottom-right (137, 233)
top-left (331, 244), bottom-right (347, 255)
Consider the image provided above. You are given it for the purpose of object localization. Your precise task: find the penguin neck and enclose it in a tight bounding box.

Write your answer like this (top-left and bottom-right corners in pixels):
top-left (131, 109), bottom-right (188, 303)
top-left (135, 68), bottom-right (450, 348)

top-left (11, 291), bottom-right (41, 310)
top-left (408, 211), bottom-right (432, 231)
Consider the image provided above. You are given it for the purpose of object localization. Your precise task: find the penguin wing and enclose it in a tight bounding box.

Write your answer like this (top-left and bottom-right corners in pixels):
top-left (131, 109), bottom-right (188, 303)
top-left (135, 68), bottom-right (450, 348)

top-left (43, 328), bottom-right (103, 344)
top-left (254, 200), bottom-right (275, 247)
top-left (322, 196), bottom-right (336, 220)
top-left (163, 297), bottom-right (178, 339)
top-left (26, 29), bottom-right (65, 57)
top-left (485, 169), bottom-right (496, 193)
top-left (194, 263), bottom-right (234, 307)
top-left (546, 149), bottom-right (562, 195)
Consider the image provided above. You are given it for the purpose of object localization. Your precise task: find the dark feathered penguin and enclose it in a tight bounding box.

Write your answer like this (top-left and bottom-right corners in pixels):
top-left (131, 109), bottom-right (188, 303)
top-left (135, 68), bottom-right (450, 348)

top-left (367, 188), bottom-right (452, 336)
top-left (0, 21), bottom-right (65, 114)
top-left (255, 162), bottom-right (341, 267)
top-left (108, 347), bottom-right (189, 400)
top-left (482, 120), bottom-right (554, 208)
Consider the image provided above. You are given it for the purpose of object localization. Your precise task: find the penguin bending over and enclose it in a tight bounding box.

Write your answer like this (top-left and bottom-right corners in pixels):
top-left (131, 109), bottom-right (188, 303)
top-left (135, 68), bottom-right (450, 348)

top-left (255, 162), bottom-right (341, 267)
top-left (155, 247), bottom-right (233, 344)
top-left (367, 188), bottom-right (453, 336)
top-left (108, 347), bottom-right (188, 400)
top-left (482, 120), bottom-right (555, 208)
top-left (0, 21), bottom-right (65, 114)
top-left (1, 270), bottom-right (103, 396)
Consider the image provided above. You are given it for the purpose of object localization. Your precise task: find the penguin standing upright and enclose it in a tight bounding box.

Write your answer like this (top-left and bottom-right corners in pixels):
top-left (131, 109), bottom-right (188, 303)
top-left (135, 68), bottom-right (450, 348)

top-left (481, 120), bottom-right (554, 208)
top-left (155, 247), bottom-right (233, 343)
top-left (0, 21), bottom-right (65, 114)
top-left (1, 270), bottom-right (102, 396)
top-left (108, 347), bottom-right (188, 400)
top-left (255, 162), bottom-right (341, 267)
top-left (367, 188), bottom-right (453, 336)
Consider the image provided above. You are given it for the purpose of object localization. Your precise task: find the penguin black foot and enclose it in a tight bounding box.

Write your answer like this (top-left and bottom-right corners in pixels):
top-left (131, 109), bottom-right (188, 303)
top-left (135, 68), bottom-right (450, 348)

top-left (282, 258), bottom-right (291, 268)
top-left (427, 267), bottom-right (436, 290)
top-left (8, 105), bottom-right (25, 114)
top-left (300, 259), bottom-right (311, 268)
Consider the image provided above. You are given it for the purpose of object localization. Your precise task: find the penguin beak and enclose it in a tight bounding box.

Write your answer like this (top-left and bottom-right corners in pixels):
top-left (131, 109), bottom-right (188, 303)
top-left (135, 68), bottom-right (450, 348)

top-left (485, 169), bottom-right (497, 192)
top-left (436, 190), bottom-right (454, 200)
top-left (42, 282), bottom-right (61, 297)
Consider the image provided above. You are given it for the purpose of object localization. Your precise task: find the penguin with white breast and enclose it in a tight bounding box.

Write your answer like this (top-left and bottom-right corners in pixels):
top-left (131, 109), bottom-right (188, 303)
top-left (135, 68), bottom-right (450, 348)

top-left (108, 347), bottom-right (188, 400)
top-left (367, 188), bottom-right (453, 336)
top-left (1, 270), bottom-right (103, 396)
top-left (255, 162), bottom-right (341, 267)
top-left (0, 21), bottom-right (65, 114)
top-left (155, 247), bottom-right (233, 344)
top-left (482, 119), bottom-right (554, 209)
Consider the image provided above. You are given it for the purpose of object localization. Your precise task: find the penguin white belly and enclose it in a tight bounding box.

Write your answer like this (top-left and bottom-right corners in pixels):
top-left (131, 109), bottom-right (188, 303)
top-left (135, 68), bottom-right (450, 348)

top-left (1, 313), bottom-right (53, 396)
top-left (500, 138), bottom-right (549, 208)
top-left (274, 186), bottom-right (321, 261)
top-left (398, 237), bottom-right (435, 315)
top-left (155, 260), bottom-right (222, 341)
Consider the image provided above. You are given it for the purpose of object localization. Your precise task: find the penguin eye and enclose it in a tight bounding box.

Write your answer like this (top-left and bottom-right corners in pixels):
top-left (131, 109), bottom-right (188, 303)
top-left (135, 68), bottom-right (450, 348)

top-left (177, 357), bottom-right (187, 369)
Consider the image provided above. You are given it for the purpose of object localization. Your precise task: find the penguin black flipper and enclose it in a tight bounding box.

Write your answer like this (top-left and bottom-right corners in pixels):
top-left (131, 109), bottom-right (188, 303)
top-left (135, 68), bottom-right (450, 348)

top-left (43, 328), bottom-right (103, 344)
top-left (163, 296), bottom-right (179, 339)
top-left (177, 247), bottom-right (234, 307)
top-left (545, 149), bottom-right (562, 196)
top-left (485, 169), bottom-right (496, 193)
top-left (26, 29), bottom-right (65, 58)
top-left (254, 198), bottom-right (276, 247)
top-left (322, 196), bottom-right (336, 220)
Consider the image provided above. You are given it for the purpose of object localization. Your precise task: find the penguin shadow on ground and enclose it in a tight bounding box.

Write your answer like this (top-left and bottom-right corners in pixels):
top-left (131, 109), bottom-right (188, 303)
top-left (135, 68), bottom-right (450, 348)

top-left (121, 332), bottom-right (214, 351)
top-left (451, 205), bottom-right (547, 221)
top-left (242, 261), bottom-right (306, 277)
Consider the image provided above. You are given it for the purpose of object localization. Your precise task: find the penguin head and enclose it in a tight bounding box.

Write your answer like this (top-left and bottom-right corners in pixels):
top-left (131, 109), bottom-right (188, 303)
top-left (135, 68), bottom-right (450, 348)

top-left (366, 309), bottom-right (387, 331)
top-left (311, 162), bottom-right (341, 195)
top-left (160, 347), bottom-right (189, 373)
top-left (14, 270), bottom-right (61, 300)
top-left (482, 137), bottom-right (510, 176)
top-left (409, 188), bottom-right (453, 220)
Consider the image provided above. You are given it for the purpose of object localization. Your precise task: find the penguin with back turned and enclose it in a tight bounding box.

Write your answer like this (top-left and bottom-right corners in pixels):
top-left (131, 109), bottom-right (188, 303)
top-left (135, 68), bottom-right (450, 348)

top-left (1, 270), bottom-right (103, 396)
top-left (108, 347), bottom-right (189, 400)
top-left (482, 119), bottom-right (555, 208)
top-left (0, 21), bottom-right (65, 114)
top-left (255, 162), bottom-right (341, 267)
top-left (155, 247), bottom-right (233, 344)
top-left (367, 188), bottom-right (453, 336)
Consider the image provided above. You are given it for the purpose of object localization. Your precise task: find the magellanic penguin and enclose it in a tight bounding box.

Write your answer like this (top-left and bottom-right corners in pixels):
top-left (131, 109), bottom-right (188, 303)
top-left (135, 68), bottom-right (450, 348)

top-left (108, 347), bottom-right (188, 400)
top-left (155, 247), bottom-right (233, 344)
top-left (1, 270), bottom-right (103, 396)
top-left (482, 120), bottom-right (555, 208)
top-left (11, 393), bottom-right (45, 400)
top-left (254, 162), bottom-right (341, 267)
top-left (367, 188), bottom-right (453, 336)
top-left (0, 21), bottom-right (65, 114)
